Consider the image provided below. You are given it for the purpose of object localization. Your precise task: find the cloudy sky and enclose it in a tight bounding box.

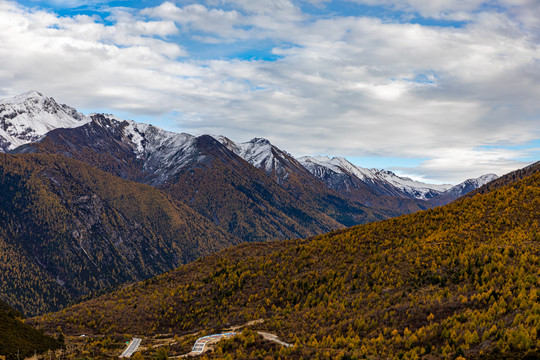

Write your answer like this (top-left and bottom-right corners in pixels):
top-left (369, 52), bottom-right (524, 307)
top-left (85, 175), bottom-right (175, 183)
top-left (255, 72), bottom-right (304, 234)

top-left (1, 0), bottom-right (539, 183)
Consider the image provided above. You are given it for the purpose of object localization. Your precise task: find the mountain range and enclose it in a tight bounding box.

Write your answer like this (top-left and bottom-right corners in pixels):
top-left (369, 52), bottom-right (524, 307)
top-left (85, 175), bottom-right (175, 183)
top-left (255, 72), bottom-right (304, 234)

top-left (4, 91), bottom-right (497, 213)
top-left (0, 91), bottom-right (499, 317)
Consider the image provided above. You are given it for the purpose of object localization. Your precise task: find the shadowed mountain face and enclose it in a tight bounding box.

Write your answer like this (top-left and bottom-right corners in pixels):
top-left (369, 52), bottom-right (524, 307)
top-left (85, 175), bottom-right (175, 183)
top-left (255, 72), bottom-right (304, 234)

top-left (33, 163), bottom-right (539, 359)
top-left (0, 153), bottom-right (238, 316)
top-left (158, 134), bottom-right (349, 241)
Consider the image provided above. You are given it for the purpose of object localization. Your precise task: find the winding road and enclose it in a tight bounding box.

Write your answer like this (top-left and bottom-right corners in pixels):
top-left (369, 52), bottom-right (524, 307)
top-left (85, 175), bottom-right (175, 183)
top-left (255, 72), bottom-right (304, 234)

top-left (181, 330), bottom-right (292, 357)
top-left (181, 333), bottom-right (236, 357)
top-left (119, 337), bottom-right (142, 358)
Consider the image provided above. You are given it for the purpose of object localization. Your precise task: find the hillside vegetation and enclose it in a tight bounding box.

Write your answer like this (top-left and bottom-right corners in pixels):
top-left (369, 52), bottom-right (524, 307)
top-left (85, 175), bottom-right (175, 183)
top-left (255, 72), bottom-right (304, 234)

top-left (0, 153), bottom-right (238, 316)
top-left (34, 164), bottom-right (540, 359)
top-left (0, 299), bottom-right (63, 360)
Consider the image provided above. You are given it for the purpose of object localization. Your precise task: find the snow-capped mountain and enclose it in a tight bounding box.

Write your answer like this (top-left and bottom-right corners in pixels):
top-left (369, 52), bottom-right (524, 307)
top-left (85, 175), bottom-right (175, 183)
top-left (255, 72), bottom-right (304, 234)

top-left (428, 173), bottom-right (499, 206)
top-left (215, 136), bottom-right (315, 186)
top-left (215, 137), bottom-right (277, 172)
top-left (298, 155), bottom-right (449, 200)
top-left (3, 91), bottom-right (499, 226)
top-left (0, 91), bottom-right (88, 152)
top-left (20, 111), bottom-right (202, 186)
top-left (370, 168), bottom-right (452, 200)
top-left (300, 156), bottom-right (376, 182)
top-left (111, 116), bottom-right (201, 184)
top-left (444, 173), bottom-right (499, 197)
top-left (298, 155), bottom-right (497, 204)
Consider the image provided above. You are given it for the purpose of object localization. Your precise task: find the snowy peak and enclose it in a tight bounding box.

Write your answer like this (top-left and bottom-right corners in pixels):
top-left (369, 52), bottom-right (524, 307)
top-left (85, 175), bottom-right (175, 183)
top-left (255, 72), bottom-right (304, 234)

top-left (0, 90), bottom-right (44, 105)
top-left (121, 117), bottom-right (195, 158)
top-left (87, 113), bottom-right (196, 159)
top-left (215, 136), bottom-right (293, 177)
top-left (475, 173), bottom-right (499, 185)
top-left (441, 173), bottom-right (498, 198)
top-left (83, 113), bottom-right (199, 185)
top-left (370, 168), bottom-right (452, 200)
top-left (299, 156), bottom-right (375, 181)
top-left (249, 137), bottom-right (271, 145)
top-left (299, 155), bottom-right (456, 200)
top-left (0, 91), bottom-right (88, 152)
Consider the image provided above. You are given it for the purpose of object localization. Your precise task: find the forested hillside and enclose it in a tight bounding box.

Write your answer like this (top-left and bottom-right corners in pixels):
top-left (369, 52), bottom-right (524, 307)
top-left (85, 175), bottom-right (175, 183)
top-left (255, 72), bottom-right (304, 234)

top-left (0, 299), bottom-right (63, 360)
top-left (34, 164), bottom-right (540, 359)
top-left (0, 153), bottom-right (238, 316)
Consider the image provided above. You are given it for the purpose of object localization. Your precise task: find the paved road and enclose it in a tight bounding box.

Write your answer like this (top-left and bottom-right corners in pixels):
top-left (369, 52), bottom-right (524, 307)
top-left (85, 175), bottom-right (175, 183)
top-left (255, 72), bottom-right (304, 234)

top-left (180, 330), bottom-right (292, 357)
top-left (120, 337), bottom-right (142, 358)
top-left (192, 333), bottom-right (236, 353)
top-left (181, 333), bottom-right (236, 357)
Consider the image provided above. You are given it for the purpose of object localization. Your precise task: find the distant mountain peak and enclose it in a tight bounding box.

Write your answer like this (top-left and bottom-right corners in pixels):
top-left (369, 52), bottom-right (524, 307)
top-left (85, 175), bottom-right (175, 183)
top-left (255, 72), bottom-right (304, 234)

top-left (299, 155), bottom-right (375, 182)
top-left (216, 135), bottom-right (278, 173)
top-left (477, 173), bottom-right (499, 182)
top-left (0, 91), bottom-right (88, 152)
top-left (249, 137), bottom-right (271, 145)
top-left (0, 90), bottom-right (44, 105)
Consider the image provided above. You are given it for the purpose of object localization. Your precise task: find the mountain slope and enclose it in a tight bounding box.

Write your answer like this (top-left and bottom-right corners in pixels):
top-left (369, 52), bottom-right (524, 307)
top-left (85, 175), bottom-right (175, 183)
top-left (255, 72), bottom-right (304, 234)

top-left (35, 163), bottom-right (540, 359)
top-left (0, 299), bottom-right (63, 360)
top-left (216, 136), bottom-right (395, 226)
top-left (158, 135), bottom-right (346, 241)
top-left (0, 153), bottom-right (237, 316)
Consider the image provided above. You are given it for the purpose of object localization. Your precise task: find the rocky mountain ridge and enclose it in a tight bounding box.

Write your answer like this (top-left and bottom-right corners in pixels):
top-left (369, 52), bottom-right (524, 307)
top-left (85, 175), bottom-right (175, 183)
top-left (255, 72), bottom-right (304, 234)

top-left (1, 91), bottom-right (500, 240)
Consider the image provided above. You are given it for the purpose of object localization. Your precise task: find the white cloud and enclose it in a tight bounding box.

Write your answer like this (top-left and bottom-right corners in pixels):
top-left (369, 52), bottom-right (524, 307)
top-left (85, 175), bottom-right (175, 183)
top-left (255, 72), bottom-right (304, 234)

top-left (208, 0), bottom-right (302, 17)
top-left (38, 0), bottom-right (112, 9)
top-left (393, 147), bottom-right (535, 183)
top-left (0, 0), bottom-right (538, 182)
top-left (143, 3), bottom-right (253, 43)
